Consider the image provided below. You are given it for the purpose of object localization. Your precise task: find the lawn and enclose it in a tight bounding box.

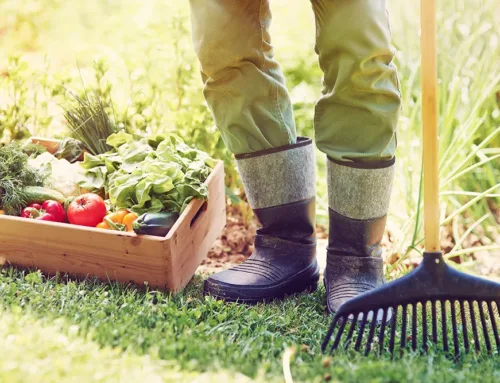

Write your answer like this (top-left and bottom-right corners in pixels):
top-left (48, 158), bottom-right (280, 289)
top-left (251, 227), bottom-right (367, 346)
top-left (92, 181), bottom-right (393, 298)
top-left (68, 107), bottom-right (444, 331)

top-left (2, 269), bottom-right (500, 383)
top-left (1, 0), bottom-right (499, 381)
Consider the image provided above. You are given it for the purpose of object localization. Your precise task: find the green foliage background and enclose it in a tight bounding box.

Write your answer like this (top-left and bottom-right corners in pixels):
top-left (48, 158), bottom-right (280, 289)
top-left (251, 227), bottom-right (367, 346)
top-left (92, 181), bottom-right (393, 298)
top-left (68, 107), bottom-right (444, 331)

top-left (0, 1), bottom-right (500, 381)
top-left (1, 0), bottom-right (499, 264)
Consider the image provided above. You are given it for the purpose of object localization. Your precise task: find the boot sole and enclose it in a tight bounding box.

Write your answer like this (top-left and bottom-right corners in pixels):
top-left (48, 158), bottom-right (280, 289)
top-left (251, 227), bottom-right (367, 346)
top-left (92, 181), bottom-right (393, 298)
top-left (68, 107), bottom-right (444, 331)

top-left (204, 262), bottom-right (320, 304)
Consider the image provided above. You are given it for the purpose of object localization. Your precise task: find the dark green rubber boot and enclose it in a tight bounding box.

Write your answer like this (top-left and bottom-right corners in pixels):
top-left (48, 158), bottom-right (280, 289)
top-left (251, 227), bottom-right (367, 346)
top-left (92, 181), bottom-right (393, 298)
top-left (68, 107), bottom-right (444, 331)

top-left (324, 157), bottom-right (395, 315)
top-left (204, 137), bottom-right (320, 303)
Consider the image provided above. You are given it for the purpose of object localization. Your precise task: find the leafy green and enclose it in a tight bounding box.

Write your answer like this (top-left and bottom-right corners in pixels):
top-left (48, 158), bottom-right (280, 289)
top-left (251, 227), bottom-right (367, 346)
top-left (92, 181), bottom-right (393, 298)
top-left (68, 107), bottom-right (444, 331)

top-left (0, 142), bottom-right (46, 215)
top-left (78, 132), bottom-right (214, 214)
top-left (53, 138), bottom-right (86, 163)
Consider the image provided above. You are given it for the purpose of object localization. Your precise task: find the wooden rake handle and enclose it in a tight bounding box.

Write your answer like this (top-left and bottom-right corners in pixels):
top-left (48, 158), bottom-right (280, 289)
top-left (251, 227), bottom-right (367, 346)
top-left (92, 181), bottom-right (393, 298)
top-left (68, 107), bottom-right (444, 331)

top-left (421, 0), bottom-right (440, 252)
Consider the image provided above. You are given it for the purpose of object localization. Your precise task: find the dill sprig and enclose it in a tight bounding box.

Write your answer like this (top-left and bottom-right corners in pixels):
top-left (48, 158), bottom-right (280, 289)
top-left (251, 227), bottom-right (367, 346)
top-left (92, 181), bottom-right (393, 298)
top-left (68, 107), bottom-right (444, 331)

top-left (0, 142), bottom-right (45, 215)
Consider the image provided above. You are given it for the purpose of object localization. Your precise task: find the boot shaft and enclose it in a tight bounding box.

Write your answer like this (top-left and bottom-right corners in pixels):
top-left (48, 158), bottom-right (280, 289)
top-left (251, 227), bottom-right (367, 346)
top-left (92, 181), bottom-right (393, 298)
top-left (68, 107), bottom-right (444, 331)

top-left (326, 157), bottom-right (395, 258)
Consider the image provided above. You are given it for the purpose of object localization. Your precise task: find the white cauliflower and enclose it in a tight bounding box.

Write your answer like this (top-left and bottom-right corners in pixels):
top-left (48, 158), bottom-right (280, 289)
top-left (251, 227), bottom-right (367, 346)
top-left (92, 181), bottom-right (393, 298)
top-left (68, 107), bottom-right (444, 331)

top-left (29, 152), bottom-right (84, 197)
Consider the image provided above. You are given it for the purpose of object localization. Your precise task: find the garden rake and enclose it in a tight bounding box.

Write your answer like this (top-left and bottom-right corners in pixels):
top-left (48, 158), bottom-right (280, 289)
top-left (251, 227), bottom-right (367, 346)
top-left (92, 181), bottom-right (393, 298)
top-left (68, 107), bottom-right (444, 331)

top-left (322, 0), bottom-right (500, 358)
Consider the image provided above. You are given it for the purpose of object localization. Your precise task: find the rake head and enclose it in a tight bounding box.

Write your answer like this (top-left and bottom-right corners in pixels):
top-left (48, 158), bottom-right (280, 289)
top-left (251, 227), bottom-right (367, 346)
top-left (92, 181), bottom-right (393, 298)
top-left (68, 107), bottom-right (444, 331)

top-left (322, 252), bottom-right (500, 357)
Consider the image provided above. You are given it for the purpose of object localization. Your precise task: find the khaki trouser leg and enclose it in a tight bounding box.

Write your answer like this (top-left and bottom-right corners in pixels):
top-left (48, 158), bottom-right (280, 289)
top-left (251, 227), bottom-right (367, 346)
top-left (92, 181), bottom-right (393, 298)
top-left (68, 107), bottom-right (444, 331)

top-left (189, 0), bottom-right (296, 155)
top-left (311, 0), bottom-right (401, 163)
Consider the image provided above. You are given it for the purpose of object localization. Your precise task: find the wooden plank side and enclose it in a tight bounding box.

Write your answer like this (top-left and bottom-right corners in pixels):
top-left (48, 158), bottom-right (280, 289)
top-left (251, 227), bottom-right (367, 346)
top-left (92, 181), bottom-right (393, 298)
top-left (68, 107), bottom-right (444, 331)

top-left (168, 161), bottom-right (226, 291)
top-left (26, 137), bottom-right (61, 154)
top-left (0, 217), bottom-right (170, 288)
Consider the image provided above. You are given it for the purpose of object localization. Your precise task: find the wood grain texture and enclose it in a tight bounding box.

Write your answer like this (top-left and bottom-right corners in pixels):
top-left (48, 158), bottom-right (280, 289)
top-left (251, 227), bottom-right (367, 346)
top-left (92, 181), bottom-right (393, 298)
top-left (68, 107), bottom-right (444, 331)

top-left (0, 138), bottom-right (226, 291)
top-left (421, 0), bottom-right (441, 251)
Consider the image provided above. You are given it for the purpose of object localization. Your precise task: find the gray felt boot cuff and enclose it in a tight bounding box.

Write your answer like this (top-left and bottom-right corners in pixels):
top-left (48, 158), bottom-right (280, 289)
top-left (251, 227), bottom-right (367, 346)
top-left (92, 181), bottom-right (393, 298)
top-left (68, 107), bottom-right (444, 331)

top-left (236, 137), bottom-right (316, 209)
top-left (327, 157), bottom-right (395, 220)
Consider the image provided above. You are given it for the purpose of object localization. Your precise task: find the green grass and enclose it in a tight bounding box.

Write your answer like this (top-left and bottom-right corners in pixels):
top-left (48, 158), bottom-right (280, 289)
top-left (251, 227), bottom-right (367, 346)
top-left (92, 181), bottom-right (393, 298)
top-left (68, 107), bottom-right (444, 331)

top-left (1, 268), bottom-right (500, 382)
top-left (1, 0), bottom-right (499, 381)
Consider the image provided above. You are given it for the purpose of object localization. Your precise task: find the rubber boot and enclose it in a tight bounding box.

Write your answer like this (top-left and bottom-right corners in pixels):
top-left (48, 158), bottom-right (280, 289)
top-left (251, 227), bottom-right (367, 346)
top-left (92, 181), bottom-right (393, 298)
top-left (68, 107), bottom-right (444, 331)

top-left (204, 137), bottom-right (320, 303)
top-left (324, 157), bottom-right (395, 315)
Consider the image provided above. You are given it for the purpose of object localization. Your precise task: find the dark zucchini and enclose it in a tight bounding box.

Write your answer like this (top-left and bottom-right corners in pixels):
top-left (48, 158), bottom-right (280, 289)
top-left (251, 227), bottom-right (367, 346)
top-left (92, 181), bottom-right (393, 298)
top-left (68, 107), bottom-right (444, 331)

top-left (133, 211), bottom-right (180, 237)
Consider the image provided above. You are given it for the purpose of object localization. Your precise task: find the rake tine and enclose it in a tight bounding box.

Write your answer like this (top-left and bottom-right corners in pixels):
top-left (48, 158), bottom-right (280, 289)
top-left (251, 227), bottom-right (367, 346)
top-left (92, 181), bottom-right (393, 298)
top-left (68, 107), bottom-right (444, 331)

top-left (478, 302), bottom-right (492, 353)
top-left (389, 306), bottom-right (399, 354)
top-left (354, 312), bottom-right (368, 351)
top-left (431, 300), bottom-right (438, 343)
top-left (422, 302), bottom-right (428, 352)
top-left (379, 308), bottom-right (390, 354)
top-left (487, 301), bottom-right (500, 353)
top-left (401, 304), bottom-right (408, 350)
top-left (412, 304), bottom-right (418, 351)
top-left (441, 300), bottom-right (449, 354)
top-left (343, 314), bottom-right (359, 350)
top-left (460, 300), bottom-right (470, 352)
top-left (365, 310), bottom-right (379, 356)
top-left (450, 301), bottom-right (460, 359)
top-left (322, 315), bottom-right (340, 352)
top-left (330, 317), bottom-right (348, 353)
top-left (470, 300), bottom-right (481, 352)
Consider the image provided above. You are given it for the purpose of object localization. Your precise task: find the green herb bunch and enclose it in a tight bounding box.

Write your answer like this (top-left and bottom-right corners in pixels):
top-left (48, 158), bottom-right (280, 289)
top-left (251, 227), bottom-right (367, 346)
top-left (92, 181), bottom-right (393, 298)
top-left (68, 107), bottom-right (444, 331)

top-left (64, 91), bottom-right (117, 156)
top-left (0, 142), bottom-right (46, 215)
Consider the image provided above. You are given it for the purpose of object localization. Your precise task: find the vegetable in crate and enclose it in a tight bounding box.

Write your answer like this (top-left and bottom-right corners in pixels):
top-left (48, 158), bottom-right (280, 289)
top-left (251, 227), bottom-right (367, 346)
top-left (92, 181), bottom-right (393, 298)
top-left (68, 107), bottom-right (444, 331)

top-left (20, 200), bottom-right (65, 222)
top-left (52, 137), bottom-right (86, 163)
top-left (67, 193), bottom-right (107, 227)
top-left (64, 91), bottom-right (116, 155)
top-left (28, 152), bottom-right (84, 198)
top-left (0, 142), bottom-right (46, 215)
top-left (95, 210), bottom-right (137, 232)
top-left (79, 132), bottom-right (214, 215)
top-left (133, 212), bottom-right (180, 237)
top-left (22, 186), bottom-right (66, 205)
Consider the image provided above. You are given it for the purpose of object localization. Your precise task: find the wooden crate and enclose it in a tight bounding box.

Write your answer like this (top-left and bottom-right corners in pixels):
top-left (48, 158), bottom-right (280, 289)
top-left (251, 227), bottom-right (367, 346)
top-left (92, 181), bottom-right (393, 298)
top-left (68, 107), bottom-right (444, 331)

top-left (0, 138), bottom-right (226, 292)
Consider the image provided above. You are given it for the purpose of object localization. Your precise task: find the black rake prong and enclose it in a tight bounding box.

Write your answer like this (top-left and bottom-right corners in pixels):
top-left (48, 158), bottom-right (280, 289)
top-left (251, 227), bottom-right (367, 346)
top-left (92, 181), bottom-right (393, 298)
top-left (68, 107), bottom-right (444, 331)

top-left (450, 301), bottom-right (460, 359)
top-left (322, 315), bottom-right (340, 353)
top-left (412, 304), bottom-right (418, 351)
top-left (422, 302), bottom-right (428, 352)
top-left (460, 300), bottom-right (470, 352)
top-left (365, 310), bottom-right (379, 356)
top-left (487, 301), bottom-right (500, 353)
top-left (343, 314), bottom-right (359, 350)
top-left (354, 312), bottom-right (368, 351)
top-left (330, 317), bottom-right (348, 353)
top-left (389, 306), bottom-right (398, 355)
top-left (379, 308), bottom-right (390, 354)
top-left (441, 300), bottom-right (449, 354)
top-left (479, 301), bottom-right (492, 353)
top-left (401, 304), bottom-right (408, 350)
top-left (470, 300), bottom-right (481, 352)
top-left (431, 300), bottom-right (438, 344)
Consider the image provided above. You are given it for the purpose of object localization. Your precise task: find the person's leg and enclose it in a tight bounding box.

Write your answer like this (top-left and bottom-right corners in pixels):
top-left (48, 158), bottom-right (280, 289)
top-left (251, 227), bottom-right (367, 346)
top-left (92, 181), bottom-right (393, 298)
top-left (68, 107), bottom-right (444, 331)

top-left (189, 0), bottom-right (296, 155)
top-left (189, 0), bottom-right (319, 302)
top-left (310, 0), bottom-right (401, 314)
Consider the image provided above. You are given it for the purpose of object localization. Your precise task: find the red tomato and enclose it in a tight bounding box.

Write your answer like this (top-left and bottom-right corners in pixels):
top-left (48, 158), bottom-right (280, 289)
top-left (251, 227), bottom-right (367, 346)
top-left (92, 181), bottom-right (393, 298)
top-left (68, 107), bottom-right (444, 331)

top-left (67, 193), bottom-right (107, 227)
top-left (41, 200), bottom-right (66, 223)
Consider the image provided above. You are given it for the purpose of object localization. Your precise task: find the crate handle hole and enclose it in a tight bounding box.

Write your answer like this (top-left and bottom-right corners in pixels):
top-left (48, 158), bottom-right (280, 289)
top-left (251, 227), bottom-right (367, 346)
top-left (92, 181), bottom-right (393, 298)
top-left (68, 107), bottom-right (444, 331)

top-left (190, 201), bottom-right (208, 229)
